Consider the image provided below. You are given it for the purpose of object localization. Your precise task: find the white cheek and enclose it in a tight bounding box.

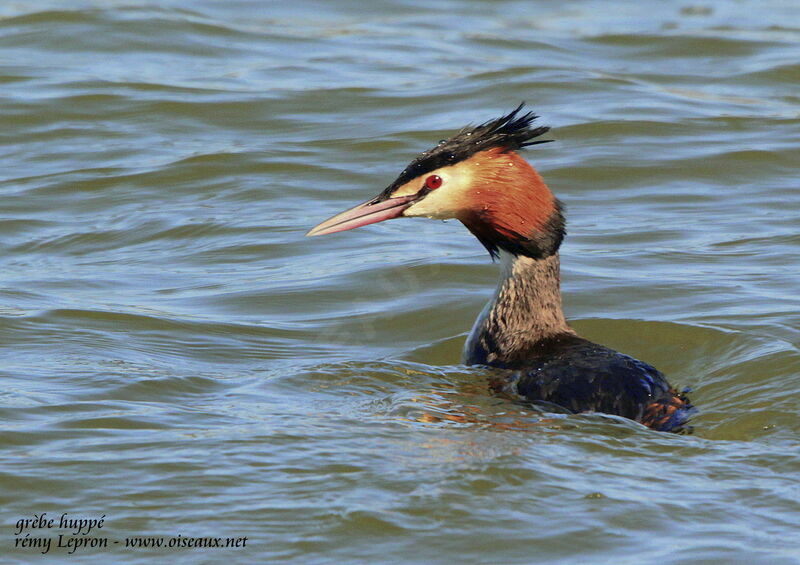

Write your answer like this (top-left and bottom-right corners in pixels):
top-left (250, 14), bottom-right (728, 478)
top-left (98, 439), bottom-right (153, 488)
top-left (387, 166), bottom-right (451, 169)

top-left (402, 169), bottom-right (471, 219)
top-left (403, 188), bottom-right (459, 219)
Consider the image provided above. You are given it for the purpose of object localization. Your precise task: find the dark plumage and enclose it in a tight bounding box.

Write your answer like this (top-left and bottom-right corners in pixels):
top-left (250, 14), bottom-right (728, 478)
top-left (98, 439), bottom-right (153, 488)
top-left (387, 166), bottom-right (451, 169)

top-left (487, 334), bottom-right (693, 431)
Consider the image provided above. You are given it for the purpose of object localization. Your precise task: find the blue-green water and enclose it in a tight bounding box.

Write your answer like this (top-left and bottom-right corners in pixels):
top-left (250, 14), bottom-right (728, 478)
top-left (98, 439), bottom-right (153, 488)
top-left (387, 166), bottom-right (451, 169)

top-left (2, 1), bottom-right (799, 563)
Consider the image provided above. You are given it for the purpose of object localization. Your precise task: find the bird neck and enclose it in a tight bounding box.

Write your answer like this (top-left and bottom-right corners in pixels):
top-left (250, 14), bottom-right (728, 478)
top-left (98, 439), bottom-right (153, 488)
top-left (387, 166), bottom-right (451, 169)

top-left (463, 250), bottom-right (574, 368)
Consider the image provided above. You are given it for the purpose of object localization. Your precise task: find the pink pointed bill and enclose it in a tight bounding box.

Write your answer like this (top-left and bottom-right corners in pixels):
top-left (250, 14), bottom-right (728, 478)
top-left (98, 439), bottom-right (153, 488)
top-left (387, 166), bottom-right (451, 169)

top-left (306, 194), bottom-right (419, 237)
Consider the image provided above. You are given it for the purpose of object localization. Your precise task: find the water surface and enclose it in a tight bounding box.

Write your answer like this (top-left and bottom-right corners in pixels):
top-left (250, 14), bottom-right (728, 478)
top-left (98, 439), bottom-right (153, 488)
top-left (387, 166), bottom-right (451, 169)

top-left (2, 1), bottom-right (799, 563)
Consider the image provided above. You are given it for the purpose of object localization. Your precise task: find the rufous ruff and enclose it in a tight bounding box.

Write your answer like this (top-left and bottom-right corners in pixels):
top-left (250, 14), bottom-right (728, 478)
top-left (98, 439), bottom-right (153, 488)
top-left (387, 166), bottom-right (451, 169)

top-left (307, 104), bottom-right (694, 432)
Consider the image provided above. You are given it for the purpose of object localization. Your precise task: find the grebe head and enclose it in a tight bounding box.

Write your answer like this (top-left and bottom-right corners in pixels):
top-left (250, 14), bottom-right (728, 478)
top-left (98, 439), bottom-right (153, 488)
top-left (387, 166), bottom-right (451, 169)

top-left (306, 104), bottom-right (565, 259)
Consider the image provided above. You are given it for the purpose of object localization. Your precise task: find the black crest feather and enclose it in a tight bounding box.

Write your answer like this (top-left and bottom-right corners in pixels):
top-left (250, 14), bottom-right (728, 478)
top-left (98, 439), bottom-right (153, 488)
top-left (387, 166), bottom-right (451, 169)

top-left (379, 103), bottom-right (551, 198)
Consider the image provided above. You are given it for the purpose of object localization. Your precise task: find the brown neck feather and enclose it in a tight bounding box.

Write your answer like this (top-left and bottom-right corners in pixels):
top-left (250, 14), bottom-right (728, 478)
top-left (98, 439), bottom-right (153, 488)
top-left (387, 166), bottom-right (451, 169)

top-left (463, 251), bottom-right (574, 367)
top-left (459, 149), bottom-right (564, 259)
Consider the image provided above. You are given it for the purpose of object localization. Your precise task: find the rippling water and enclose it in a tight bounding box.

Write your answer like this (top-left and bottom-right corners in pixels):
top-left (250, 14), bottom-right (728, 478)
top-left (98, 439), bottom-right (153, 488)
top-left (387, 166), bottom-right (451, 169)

top-left (2, 1), bottom-right (799, 563)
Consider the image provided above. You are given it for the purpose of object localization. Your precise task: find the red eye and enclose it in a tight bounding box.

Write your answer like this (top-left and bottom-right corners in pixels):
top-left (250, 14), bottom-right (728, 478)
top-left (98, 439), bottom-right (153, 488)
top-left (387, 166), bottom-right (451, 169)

top-left (425, 175), bottom-right (443, 190)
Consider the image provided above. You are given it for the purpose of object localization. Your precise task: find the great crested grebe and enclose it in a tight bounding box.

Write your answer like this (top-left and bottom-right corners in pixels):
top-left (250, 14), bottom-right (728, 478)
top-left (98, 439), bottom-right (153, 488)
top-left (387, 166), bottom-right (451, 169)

top-left (307, 104), bottom-right (693, 432)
